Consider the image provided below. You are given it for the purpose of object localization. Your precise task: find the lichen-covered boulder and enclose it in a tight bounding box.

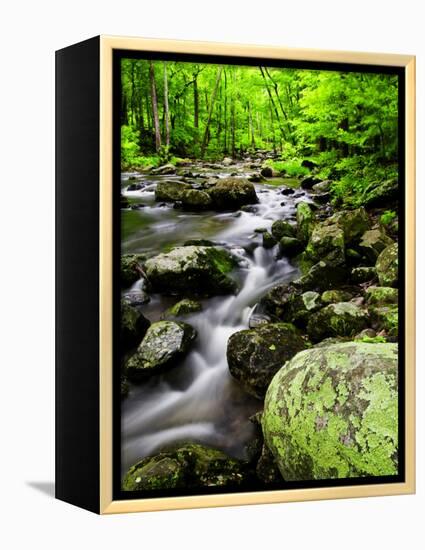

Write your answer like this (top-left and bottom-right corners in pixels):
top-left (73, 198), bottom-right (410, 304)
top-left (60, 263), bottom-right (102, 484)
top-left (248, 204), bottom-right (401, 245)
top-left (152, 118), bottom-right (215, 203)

top-left (321, 289), bottom-right (353, 304)
top-left (271, 220), bottom-right (296, 240)
top-left (126, 320), bottom-right (196, 380)
top-left (121, 254), bottom-right (145, 288)
top-left (145, 246), bottom-right (237, 296)
top-left (351, 266), bottom-right (377, 283)
top-left (155, 180), bottom-right (190, 202)
top-left (208, 177), bottom-right (258, 210)
top-left (121, 300), bottom-right (151, 351)
top-left (376, 243), bottom-right (398, 287)
top-left (304, 223), bottom-right (345, 266)
top-left (307, 302), bottom-right (368, 342)
top-left (122, 443), bottom-right (254, 491)
top-left (294, 261), bottom-right (347, 292)
top-left (166, 298), bottom-right (202, 317)
top-left (324, 207), bottom-right (370, 246)
top-left (296, 202), bottom-right (315, 243)
top-left (279, 236), bottom-right (304, 257)
top-left (227, 323), bottom-right (309, 398)
top-left (358, 229), bottom-right (394, 262)
top-left (180, 189), bottom-right (213, 210)
top-left (262, 342), bottom-right (398, 480)
top-left (365, 286), bottom-right (398, 305)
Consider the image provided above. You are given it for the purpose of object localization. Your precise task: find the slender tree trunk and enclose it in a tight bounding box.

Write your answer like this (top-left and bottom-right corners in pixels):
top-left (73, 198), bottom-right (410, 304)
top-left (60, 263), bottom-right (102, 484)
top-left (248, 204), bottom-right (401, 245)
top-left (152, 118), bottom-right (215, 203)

top-left (149, 61), bottom-right (161, 152)
top-left (163, 62), bottom-right (170, 148)
top-left (200, 66), bottom-right (223, 158)
top-left (193, 76), bottom-right (199, 129)
top-left (223, 69), bottom-right (228, 152)
top-left (248, 101), bottom-right (256, 149)
top-left (260, 67), bottom-right (286, 142)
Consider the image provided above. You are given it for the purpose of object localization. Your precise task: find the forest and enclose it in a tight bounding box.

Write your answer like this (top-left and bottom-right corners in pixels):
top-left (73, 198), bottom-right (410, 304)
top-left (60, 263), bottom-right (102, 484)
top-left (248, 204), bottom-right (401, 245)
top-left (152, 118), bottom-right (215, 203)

top-left (121, 58), bottom-right (398, 205)
top-left (119, 58), bottom-right (400, 492)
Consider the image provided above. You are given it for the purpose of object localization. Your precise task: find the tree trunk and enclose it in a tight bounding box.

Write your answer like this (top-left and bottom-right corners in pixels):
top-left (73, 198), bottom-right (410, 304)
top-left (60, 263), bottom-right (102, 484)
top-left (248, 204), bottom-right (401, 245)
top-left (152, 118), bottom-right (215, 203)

top-left (200, 66), bottom-right (223, 158)
top-left (260, 67), bottom-right (286, 142)
top-left (163, 62), bottom-right (170, 148)
top-left (149, 61), bottom-right (161, 152)
top-left (248, 101), bottom-right (256, 149)
top-left (193, 76), bottom-right (199, 129)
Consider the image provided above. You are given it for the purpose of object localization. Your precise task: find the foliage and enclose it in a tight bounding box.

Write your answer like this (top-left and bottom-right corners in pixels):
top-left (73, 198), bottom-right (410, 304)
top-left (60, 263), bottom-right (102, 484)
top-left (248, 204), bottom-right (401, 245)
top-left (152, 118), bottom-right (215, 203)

top-left (380, 210), bottom-right (397, 226)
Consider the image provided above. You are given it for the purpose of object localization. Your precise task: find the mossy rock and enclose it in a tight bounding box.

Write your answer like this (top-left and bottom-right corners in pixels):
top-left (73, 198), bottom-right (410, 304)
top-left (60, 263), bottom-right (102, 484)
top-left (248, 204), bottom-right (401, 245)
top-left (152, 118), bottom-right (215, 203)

top-left (121, 254), bottom-right (146, 288)
top-left (365, 286), bottom-right (398, 305)
top-left (126, 320), bottom-right (196, 380)
top-left (208, 177), bottom-right (258, 210)
top-left (294, 261), bottom-right (347, 292)
top-left (120, 300), bottom-right (151, 351)
top-left (307, 302), bottom-right (368, 342)
top-left (363, 178), bottom-right (398, 208)
top-left (284, 291), bottom-right (322, 328)
top-left (262, 231), bottom-right (277, 249)
top-left (296, 202), bottom-right (315, 244)
top-left (321, 289), bottom-right (353, 304)
top-left (262, 342), bottom-right (399, 480)
top-left (351, 266), bottom-right (377, 283)
top-left (369, 305), bottom-right (398, 338)
top-left (166, 299), bottom-right (202, 317)
top-left (155, 180), bottom-right (190, 202)
top-left (227, 323), bottom-right (310, 398)
top-left (180, 189), bottom-right (213, 210)
top-left (260, 283), bottom-right (296, 319)
top-left (122, 443), bottom-right (254, 491)
top-left (376, 243), bottom-right (398, 287)
top-left (271, 220), bottom-right (296, 240)
top-left (145, 246), bottom-right (237, 296)
top-left (324, 207), bottom-right (370, 245)
top-left (256, 444), bottom-right (283, 484)
top-left (358, 229), bottom-right (394, 262)
top-left (304, 223), bottom-right (345, 266)
top-left (279, 236), bottom-right (304, 257)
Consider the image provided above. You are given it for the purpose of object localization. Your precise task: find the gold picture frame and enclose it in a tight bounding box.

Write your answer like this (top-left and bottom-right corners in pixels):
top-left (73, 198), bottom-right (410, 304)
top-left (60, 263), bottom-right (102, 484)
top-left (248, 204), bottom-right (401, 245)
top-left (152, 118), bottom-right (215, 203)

top-left (56, 35), bottom-right (415, 515)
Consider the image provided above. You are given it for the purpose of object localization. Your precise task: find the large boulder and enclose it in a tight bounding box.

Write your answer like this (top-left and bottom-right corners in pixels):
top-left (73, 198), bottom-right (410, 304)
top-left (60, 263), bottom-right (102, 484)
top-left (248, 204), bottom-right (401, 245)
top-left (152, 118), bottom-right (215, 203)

top-left (300, 175), bottom-right (322, 190)
top-left (358, 229), bottom-right (394, 262)
top-left (376, 243), bottom-right (398, 287)
top-left (208, 177), bottom-right (258, 210)
top-left (304, 223), bottom-right (345, 266)
top-left (262, 342), bottom-right (398, 480)
top-left (155, 180), bottom-right (191, 202)
top-left (227, 323), bottom-right (309, 398)
top-left (363, 178), bottom-right (398, 208)
top-left (126, 320), bottom-right (196, 380)
top-left (307, 302), bottom-right (368, 342)
top-left (365, 286), bottom-right (398, 305)
top-left (122, 443), bottom-right (254, 491)
top-left (271, 220), bottom-right (296, 240)
top-left (180, 189), bottom-right (213, 210)
top-left (324, 207), bottom-right (370, 246)
top-left (145, 246), bottom-right (237, 296)
top-left (296, 202), bottom-right (315, 243)
top-left (121, 254), bottom-right (145, 288)
top-left (121, 300), bottom-right (151, 351)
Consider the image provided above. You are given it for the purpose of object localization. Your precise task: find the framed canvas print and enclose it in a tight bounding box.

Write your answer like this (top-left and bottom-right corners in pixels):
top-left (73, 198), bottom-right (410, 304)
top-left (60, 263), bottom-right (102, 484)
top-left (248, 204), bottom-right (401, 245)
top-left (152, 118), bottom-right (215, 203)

top-left (55, 36), bottom-right (416, 514)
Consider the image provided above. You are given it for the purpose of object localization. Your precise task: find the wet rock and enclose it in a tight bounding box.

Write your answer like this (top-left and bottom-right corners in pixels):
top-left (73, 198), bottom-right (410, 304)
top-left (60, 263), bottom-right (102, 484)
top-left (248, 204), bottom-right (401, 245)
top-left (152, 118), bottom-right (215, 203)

top-left (145, 246), bottom-right (237, 296)
top-left (300, 175), bottom-right (322, 190)
top-left (312, 180), bottom-right (331, 193)
top-left (279, 236), bottom-right (304, 257)
top-left (180, 189), bottom-right (213, 210)
top-left (122, 288), bottom-right (151, 306)
top-left (294, 261), bottom-right (347, 292)
top-left (260, 166), bottom-right (274, 177)
top-left (227, 323), bottom-right (309, 398)
top-left (307, 302), bottom-right (368, 342)
top-left (248, 174), bottom-right (266, 183)
top-left (376, 243), bottom-right (398, 287)
top-left (208, 177), bottom-right (258, 210)
top-left (126, 320), bottom-right (196, 380)
top-left (122, 443), bottom-right (254, 491)
top-left (151, 163), bottom-right (177, 175)
top-left (351, 266), bottom-right (377, 284)
top-left (121, 300), bottom-right (151, 352)
top-left (121, 254), bottom-right (145, 288)
top-left (358, 228), bottom-right (394, 262)
top-left (280, 187), bottom-right (296, 196)
top-left (262, 342), bottom-right (399, 480)
top-left (166, 299), bottom-right (202, 317)
top-left (271, 220), bottom-right (296, 240)
top-left (262, 231), bottom-right (277, 249)
top-left (155, 180), bottom-right (191, 202)
top-left (241, 204), bottom-right (260, 213)
top-left (314, 192), bottom-right (331, 204)
top-left (296, 202), bottom-right (315, 244)
top-left (127, 182), bottom-right (143, 191)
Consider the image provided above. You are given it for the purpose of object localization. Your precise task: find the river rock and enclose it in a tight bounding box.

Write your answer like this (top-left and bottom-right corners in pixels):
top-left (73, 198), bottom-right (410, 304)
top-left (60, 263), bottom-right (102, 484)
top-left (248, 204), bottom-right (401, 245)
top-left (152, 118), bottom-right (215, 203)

top-left (304, 223), bottom-right (345, 266)
top-left (227, 323), bottom-right (309, 398)
top-left (365, 286), bottom-right (398, 305)
top-left (321, 289), bottom-right (353, 304)
top-left (155, 180), bottom-right (191, 202)
top-left (145, 246), bottom-right (237, 296)
top-left (208, 177), bottom-right (258, 210)
top-left (180, 189), bottom-right (213, 210)
top-left (376, 243), bottom-right (398, 287)
top-left (296, 202), bottom-right (315, 243)
top-left (151, 163), bottom-right (177, 175)
top-left (351, 266), bottom-right (377, 283)
top-left (166, 299), bottom-right (202, 317)
top-left (262, 231), bottom-right (277, 249)
top-left (121, 300), bottom-right (151, 351)
top-left (307, 302), bottom-right (368, 342)
top-left (122, 443), bottom-right (254, 491)
top-left (121, 254), bottom-right (145, 288)
top-left (122, 288), bottom-right (150, 306)
top-left (358, 228), bottom-right (394, 262)
top-left (262, 342), bottom-right (398, 480)
top-left (279, 236), bottom-right (304, 257)
top-left (325, 207), bottom-right (370, 246)
top-left (126, 320), bottom-right (196, 380)
top-left (300, 175), bottom-right (322, 190)
top-left (271, 220), bottom-right (296, 240)
top-left (260, 166), bottom-right (274, 177)
top-left (294, 261), bottom-right (347, 292)
top-left (312, 180), bottom-right (331, 193)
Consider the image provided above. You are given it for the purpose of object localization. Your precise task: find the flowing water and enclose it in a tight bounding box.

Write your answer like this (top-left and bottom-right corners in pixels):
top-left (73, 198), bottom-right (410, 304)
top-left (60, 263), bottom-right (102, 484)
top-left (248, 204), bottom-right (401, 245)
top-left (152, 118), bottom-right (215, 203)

top-left (120, 163), bottom-right (312, 473)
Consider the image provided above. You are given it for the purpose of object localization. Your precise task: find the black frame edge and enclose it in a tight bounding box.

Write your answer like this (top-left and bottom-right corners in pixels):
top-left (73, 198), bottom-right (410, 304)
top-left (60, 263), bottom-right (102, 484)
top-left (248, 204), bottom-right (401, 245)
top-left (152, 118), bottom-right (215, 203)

top-left (55, 36), bottom-right (101, 513)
